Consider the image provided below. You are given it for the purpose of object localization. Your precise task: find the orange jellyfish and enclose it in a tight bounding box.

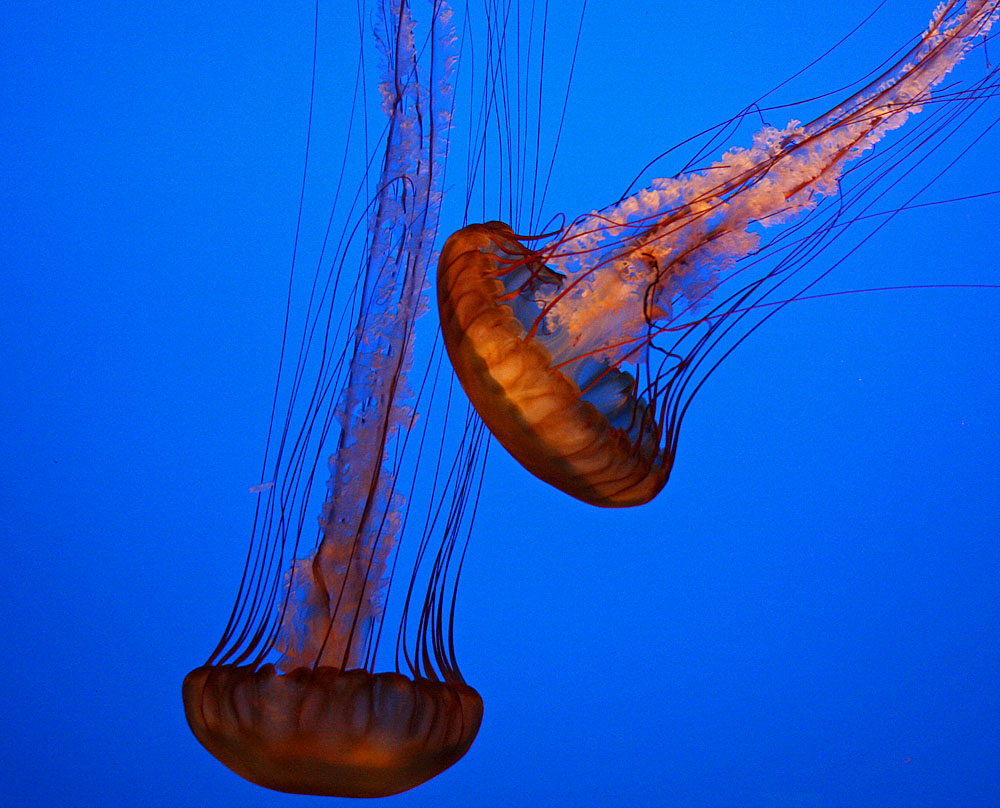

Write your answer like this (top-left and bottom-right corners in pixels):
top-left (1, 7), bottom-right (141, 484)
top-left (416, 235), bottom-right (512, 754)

top-left (183, 1), bottom-right (485, 797)
top-left (439, 0), bottom-right (999, 506)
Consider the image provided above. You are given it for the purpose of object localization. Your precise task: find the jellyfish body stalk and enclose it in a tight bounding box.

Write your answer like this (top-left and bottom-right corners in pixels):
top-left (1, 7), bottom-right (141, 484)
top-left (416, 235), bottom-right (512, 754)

top-left (438, 0), bottom-right (999, 507)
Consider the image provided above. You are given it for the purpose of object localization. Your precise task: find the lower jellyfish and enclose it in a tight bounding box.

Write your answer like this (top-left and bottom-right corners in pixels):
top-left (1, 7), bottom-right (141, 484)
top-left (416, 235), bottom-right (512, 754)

top-left (183, 1), bottom-right (485, 797)
top-left (439, 0), bottom-right (999, 506)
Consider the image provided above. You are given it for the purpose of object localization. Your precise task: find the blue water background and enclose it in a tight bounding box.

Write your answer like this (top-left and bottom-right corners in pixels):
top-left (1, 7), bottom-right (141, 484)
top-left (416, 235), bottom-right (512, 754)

top-left (3, 1), bottom-right (998, 806)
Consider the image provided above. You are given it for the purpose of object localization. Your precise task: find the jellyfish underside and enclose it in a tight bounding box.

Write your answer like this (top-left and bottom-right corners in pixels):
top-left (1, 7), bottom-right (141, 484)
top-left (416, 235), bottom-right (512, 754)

top-left (438, 0), bottom-right (997, 507)
top-left (183, 665), bottom-right (483, 798)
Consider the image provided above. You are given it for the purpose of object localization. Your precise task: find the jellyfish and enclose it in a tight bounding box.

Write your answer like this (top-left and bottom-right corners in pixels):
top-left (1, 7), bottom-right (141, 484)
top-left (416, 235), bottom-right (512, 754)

top-left (183, 0), bottom-right (999, 799)
top-left (182, 1), bottom-right (486, 797)
top-left (438, 0), bottom-right (999, 506)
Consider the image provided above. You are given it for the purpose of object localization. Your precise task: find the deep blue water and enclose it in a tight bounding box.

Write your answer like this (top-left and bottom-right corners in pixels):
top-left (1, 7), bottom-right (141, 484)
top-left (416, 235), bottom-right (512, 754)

top-left (3, 2), bottom-right (998, 806)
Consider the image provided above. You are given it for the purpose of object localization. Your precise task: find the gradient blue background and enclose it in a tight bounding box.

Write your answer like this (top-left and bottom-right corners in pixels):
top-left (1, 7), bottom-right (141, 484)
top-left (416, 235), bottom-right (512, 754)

top-left (3, 2), bottom-right (999, 806)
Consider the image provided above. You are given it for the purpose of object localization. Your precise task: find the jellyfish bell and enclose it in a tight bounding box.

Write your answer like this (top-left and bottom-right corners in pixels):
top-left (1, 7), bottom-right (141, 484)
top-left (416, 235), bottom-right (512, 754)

top-left (182, 665), bottom-right (482, 798)
top-left (439, 0), bottom-right (1000, 507)
top-left (183, 0), bottom-right (485, 797)
top-left (439, 221), bottom-right (669, 507)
